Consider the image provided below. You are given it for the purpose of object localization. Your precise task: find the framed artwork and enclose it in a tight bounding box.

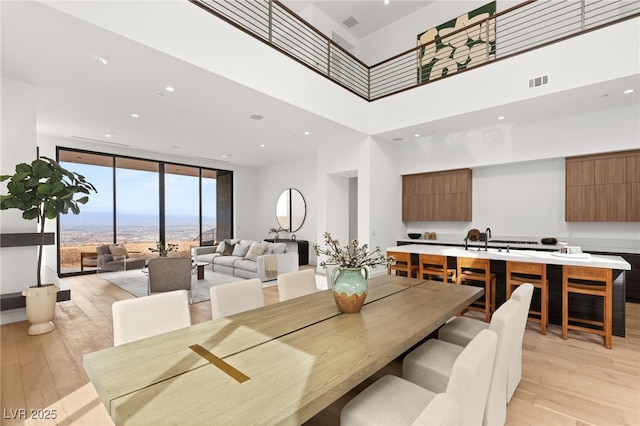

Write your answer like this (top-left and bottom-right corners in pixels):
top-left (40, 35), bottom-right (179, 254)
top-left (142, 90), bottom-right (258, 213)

top-left (417, 1), bottom-right (496, 83)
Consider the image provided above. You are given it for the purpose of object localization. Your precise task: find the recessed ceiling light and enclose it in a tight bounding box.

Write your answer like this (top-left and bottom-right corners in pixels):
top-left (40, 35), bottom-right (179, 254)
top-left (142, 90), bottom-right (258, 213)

top-left (304, 131), bottom-right (310, 135)
top-left (250, 114), bottom-right (264, 120)
top-left (601, 94), bottom-right (609, 98)
top-left (97, 57), bottom-right (109, 65)
top-left (260, 144), bottom-right (265, 148)
top-left (105, 132), bottom-right (114, 138)
top-left (624, 89), bottom-right (634, 94)
top-left (165, 86), bottom-right (175, 92)
top-left (130, 113), bottom-right (139, 118)
top-left (156, 93), bottom-right (164, 98)
top-left (392, 137), bottom-right (403, 141)
top-left (498, 116), bottom-right (505, 120)
top-left (414, 133), bottom-right (420, 137)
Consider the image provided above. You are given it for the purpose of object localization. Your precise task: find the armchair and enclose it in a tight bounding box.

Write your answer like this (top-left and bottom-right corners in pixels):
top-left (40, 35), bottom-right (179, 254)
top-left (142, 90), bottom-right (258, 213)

top-left (96, 244), bottom-right (145, 272)
top-left (147, 257), bottom-right (193, 299)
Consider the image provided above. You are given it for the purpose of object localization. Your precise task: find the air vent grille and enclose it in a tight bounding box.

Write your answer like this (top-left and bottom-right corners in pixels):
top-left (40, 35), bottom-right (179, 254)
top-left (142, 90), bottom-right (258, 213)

top-left (342, 16), bottom-right (359, 28)
top-left (528, 74), bottom-right (549, 88)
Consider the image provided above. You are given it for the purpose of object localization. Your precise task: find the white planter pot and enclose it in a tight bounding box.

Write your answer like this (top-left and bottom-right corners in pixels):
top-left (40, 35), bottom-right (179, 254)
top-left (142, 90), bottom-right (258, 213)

top-left (22, 284), bottom-right (60, 335)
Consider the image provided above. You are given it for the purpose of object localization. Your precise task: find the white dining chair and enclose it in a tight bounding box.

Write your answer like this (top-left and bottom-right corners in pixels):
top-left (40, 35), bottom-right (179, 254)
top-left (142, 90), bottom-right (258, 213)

top-left (341, 328), bottom-right (497, 426)
top-left (438, 283), bottom-right (534, 402)
top-left (210, 278), bottom-right (264, 319)
top-left (112, 289), bottom-right (191, 346)
top-left (404, 299), bottom-right (521, 426)
top-left (277, 269), bottom-right (318, 301)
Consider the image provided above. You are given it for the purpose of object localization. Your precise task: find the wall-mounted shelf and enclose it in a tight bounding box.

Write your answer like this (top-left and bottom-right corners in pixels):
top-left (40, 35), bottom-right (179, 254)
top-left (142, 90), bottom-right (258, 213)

top-left (1, 233), bottom-right (55, 247)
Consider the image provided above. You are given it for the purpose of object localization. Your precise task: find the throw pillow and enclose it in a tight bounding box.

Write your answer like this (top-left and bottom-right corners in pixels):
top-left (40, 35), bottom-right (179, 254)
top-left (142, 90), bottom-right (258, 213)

top-left (109, 244), bottom-right (128, 261)
top-left (270, 243), bottom-right (287, 254)
top-left (232, 243), bottom-right (250, 258)
top-left (222, 243), bottom-right (235, 256)
top-left (216, 241), bottom-right (226, 254)
top-left (245, 242), bottom-right (268, 261)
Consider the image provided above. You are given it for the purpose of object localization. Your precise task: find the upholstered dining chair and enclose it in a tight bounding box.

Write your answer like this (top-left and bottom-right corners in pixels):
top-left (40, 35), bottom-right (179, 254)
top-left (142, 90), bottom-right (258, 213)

top-left (112, 289), bottom-right (191, 346)
top-left (404, 299), bottom-right (521, 426)
top-left (277, 269), bottom-right (318, 301)
top-left (341, 329), bottom-right (497, 426)
top-left (147, 257), bottom-right (193, 298)
top-left (438, 283), bottom-right (534, 403)
top-left (210, 278), bottom-right (265, 319)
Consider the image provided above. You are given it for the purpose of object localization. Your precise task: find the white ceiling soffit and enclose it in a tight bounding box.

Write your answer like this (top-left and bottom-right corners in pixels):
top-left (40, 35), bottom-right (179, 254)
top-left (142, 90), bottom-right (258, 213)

top-left (283, 0), bottom-right (432, 40)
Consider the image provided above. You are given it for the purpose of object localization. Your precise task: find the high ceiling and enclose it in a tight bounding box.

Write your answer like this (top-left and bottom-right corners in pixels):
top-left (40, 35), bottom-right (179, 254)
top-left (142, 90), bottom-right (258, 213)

top-left (1, 1), bottom-right (369, 169)
top-left (2, 1), bottom-right (637, 170)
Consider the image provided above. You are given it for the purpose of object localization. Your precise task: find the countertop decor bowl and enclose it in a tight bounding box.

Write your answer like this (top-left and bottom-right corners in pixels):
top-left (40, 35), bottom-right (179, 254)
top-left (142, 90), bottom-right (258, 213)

top-left (408, 233), bottom-right (422, 239)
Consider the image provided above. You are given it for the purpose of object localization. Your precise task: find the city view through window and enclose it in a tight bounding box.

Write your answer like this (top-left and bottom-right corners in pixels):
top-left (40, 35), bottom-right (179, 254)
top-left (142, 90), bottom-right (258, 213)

top-left (57, 149), bottom-right (227, 274)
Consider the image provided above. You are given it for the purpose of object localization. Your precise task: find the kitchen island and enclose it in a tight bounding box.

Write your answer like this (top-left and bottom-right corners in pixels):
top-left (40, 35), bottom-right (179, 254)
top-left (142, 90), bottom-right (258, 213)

top-left (387, 244), bottom-right (631, 336)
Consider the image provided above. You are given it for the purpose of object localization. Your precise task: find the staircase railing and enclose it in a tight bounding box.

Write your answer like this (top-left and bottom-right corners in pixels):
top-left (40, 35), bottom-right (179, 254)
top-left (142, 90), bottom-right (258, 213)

top-left (190, 0), bottom-right (639, 102)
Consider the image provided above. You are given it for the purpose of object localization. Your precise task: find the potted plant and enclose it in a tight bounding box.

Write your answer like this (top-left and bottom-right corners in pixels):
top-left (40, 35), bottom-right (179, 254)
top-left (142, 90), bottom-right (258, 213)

top-left (149, 241), bottom-right (179, 257)
top-left (1, 156), bottom-right (96, 335)
top-left (314, 232), bottom-right (395, 313)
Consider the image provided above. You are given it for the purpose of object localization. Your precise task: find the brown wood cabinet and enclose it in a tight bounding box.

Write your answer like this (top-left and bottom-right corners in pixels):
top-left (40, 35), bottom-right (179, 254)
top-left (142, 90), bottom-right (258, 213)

top-left (402, 169), bottom-right (472, 221)
top-left (566, 150), bottom-right (640, 222)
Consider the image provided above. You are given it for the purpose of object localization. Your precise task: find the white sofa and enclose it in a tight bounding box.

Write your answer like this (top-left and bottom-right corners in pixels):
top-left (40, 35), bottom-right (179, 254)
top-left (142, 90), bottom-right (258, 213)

top-left (193, 239), bottom-right (298, 282)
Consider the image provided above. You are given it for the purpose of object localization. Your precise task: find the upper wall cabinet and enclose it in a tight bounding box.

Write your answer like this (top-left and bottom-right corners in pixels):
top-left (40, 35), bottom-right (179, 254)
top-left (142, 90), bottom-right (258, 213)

top-left (402, 169), bottom-right (472, 222)
top-left (566, 150), bottom-right (640, 222)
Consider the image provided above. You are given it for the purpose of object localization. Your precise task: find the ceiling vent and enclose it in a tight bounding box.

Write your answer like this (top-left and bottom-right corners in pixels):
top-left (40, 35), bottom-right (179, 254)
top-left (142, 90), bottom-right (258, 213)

top-left (342, 16), bottom-right (359, 28)
top-left (529, 74), bottom-right (549, 88)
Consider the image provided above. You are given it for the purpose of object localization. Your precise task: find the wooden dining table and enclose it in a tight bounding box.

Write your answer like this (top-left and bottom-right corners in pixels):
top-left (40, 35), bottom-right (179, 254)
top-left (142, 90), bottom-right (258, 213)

top-left (84, 275), bottom-right (482, 425)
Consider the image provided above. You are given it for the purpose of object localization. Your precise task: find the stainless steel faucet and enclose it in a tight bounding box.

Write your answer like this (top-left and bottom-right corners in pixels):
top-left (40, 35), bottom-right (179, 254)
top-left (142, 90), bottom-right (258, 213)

top-left (484, 227), bottom-right (492, 251)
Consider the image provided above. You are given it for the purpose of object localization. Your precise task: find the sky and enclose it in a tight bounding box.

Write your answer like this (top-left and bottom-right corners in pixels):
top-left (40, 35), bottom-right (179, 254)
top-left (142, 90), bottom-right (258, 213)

top-left (60, 161), bottom-right (216, 219)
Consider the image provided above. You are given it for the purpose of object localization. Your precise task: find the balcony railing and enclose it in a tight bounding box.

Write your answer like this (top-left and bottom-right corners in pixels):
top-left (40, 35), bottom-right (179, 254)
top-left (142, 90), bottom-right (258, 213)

top-left (190, 0), bottom-right (639, 101)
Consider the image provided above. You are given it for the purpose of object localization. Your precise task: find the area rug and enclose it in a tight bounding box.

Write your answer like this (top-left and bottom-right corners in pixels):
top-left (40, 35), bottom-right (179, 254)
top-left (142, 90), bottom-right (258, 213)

top-left (102, 269), bottom-right (276, 304)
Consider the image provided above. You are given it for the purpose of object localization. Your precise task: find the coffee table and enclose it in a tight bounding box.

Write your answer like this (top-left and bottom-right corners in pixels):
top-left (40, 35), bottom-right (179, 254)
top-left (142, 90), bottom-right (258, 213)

top-left (193, 261), bottom-right (209, 280)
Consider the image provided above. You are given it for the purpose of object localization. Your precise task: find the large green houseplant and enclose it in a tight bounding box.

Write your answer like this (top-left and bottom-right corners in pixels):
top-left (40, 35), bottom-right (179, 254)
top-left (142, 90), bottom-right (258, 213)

top-left (1, 156), bottom-right (96, 334)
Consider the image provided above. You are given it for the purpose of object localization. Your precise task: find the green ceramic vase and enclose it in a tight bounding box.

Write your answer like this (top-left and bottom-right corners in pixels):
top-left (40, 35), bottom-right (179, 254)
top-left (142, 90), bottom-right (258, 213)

top-left (330, 267), bottom-right (369, 314)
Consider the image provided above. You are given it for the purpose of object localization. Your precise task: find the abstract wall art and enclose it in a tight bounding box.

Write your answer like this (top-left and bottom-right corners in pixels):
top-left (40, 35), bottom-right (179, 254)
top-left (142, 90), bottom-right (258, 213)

top-left (417, 1), bottom-right (496, 83)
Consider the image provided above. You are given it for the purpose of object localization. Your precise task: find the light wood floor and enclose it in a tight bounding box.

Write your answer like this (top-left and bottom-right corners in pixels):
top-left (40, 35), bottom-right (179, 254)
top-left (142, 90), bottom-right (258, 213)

top-left (1, 273), bottom-right (638, 425)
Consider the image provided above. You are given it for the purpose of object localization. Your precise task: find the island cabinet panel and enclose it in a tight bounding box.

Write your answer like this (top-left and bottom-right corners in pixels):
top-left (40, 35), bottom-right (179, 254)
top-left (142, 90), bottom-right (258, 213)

top-left (402, 169), bottom-right (472, 222)
top-left (566, 150), bottom-right (640, 222)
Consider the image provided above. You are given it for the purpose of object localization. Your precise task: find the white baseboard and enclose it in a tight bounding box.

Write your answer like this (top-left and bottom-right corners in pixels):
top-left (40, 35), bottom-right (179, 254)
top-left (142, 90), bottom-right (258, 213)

top-left (0, 308), bottom-right (27, 325)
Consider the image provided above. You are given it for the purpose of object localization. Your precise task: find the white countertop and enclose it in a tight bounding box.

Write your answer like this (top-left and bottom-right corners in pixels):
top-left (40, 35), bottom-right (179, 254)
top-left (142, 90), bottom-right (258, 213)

top-left (387, 244), bottom-right (631, 270)
top-left (397, 236), bottom-right (640, 255)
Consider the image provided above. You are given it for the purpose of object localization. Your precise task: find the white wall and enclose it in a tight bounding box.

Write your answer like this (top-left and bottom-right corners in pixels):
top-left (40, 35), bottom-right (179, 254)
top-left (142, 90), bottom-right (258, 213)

top-left (0, 79), bottom-right (39, 301)
top-left (254, 157), bottom-right (318, 264)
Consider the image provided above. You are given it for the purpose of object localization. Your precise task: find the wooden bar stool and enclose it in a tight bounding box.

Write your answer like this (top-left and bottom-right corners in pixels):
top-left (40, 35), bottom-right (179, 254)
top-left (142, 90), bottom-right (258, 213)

top-left (457, 257), bottom-right (496, 322)
top-left (418, 253), bottom-right (456, 283)
top-left (562, 265), bottom-right (613, 349)
top-left (387, 251), bottom-right (418, 278)
top-left (506, 261), bottom-right (548, 334)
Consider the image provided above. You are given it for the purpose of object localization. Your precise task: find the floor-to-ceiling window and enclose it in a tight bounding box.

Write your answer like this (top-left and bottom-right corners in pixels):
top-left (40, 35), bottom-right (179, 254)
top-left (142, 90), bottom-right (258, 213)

top-left (115, 157), bottom-right (160, 262)
top-left (57, 148), bottom-right (232, 275)
top-left (164, 164), bottom-right (200, 258)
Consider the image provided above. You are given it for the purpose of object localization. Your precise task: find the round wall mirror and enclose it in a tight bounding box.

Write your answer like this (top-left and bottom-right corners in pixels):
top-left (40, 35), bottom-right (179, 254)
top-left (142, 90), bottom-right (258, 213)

top-left (276, 188), bottom-right (306, 232)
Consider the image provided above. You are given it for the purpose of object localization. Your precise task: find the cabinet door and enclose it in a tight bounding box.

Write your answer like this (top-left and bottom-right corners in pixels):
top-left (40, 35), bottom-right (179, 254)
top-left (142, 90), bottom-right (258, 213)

top-left (628, 183), bottom-right (640, 222)
top-left (566, 160), bottom-right (594, 186)
top-left (566, 185), bottom-right (596, 221)
top-left (566, 150), bottom-right (639, 222)
top-left (402, 169), bottom-right (472, 221)
top-left (595, 157), bottom-right (626, 184)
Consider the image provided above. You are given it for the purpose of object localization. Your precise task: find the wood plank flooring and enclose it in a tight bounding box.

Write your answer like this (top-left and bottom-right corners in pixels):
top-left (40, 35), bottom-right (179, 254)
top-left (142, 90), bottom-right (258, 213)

top-left (1, 273), bottom-right (638, 425)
